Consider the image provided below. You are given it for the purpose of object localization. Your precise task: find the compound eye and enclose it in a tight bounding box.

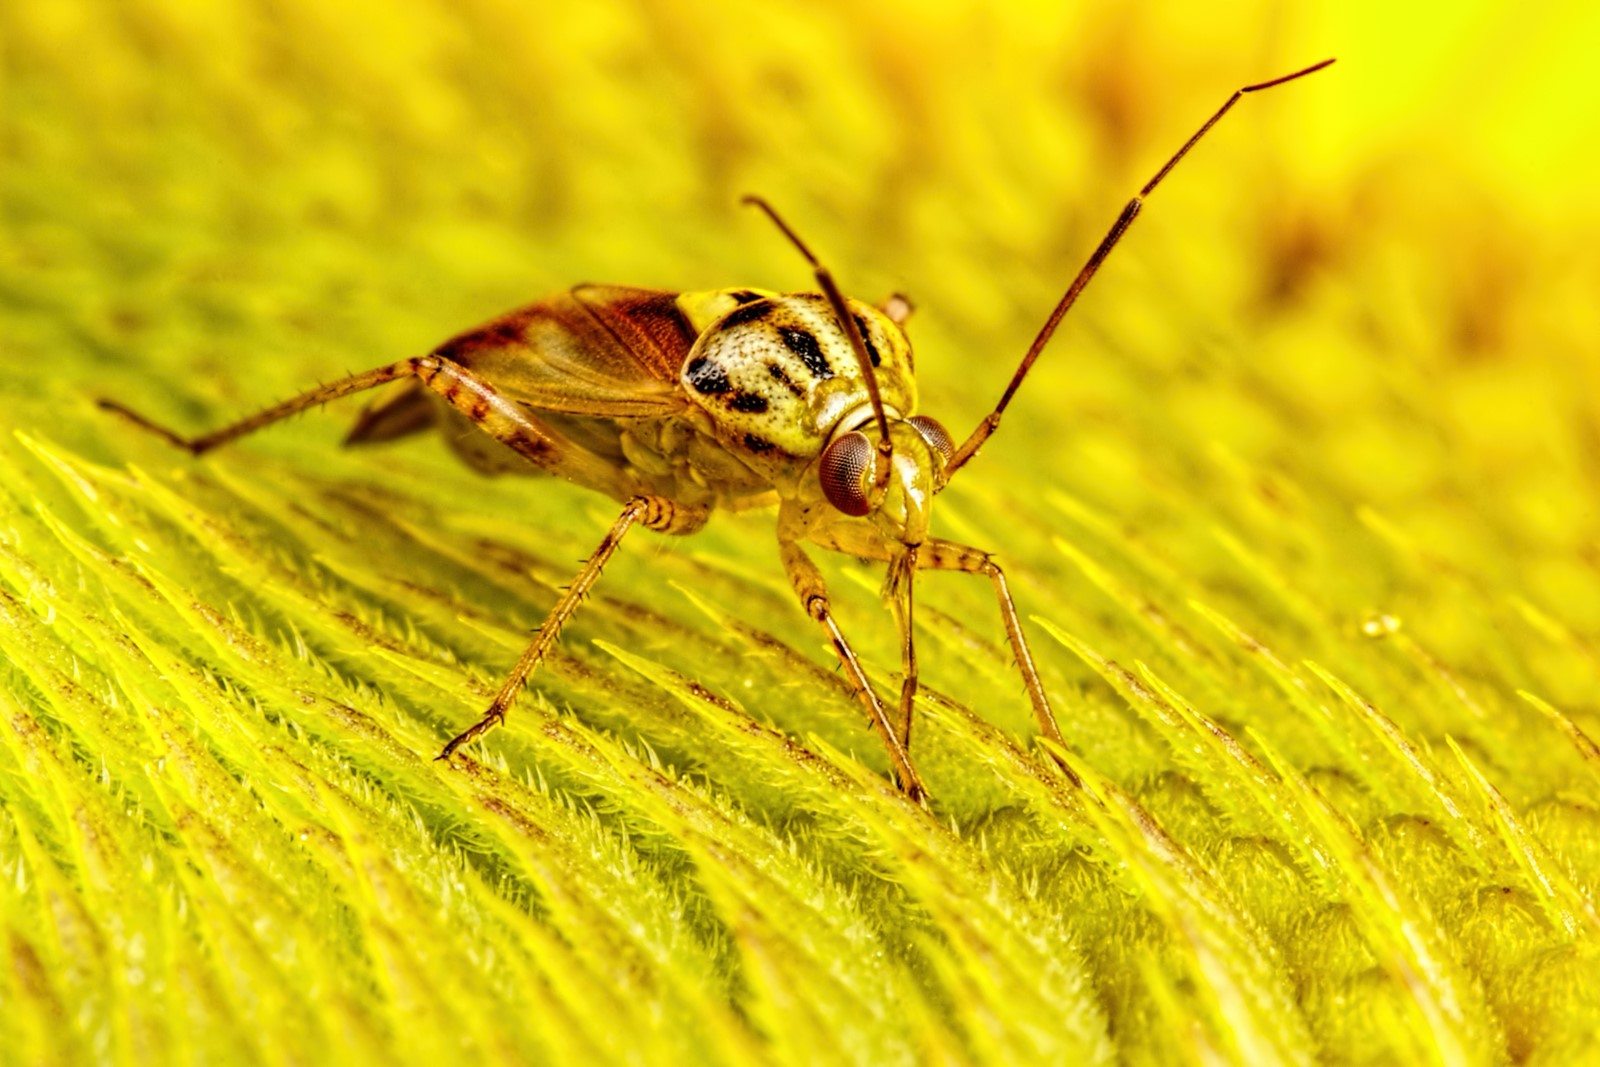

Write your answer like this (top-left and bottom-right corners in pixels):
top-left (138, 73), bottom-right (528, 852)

top-left (907, 416), bottom-right (955, 465)
top-left (819, 431), bottom-right (874, 516)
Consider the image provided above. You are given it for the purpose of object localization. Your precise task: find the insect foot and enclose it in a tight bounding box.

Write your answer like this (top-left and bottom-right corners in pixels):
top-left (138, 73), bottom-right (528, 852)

top-left (436, 708), bottom-right (506, 762)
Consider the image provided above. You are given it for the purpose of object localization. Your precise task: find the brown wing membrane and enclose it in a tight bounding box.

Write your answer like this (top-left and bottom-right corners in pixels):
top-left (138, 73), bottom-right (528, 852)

top-left (429, 286), bottom-right (693, 418)
top-left (570, 285), bottom-right (702, 381)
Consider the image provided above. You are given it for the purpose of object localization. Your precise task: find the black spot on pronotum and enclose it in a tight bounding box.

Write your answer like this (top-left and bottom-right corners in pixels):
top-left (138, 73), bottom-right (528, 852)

top-left (719, 300), bottom-right (774, 329)
top-left (730, 392), bottom-right (769, 413)
top-left (730, 290), bottom-right (764, 304)
top-left (780, 327), bottom-right (831, 379)
top-left (767, 362), bottom-right (804, 397)
top-left (744, 434), bottom-right (775, 453)
top-left (852, 314), bottom-right (881, 367)
top-left (685, 356), bottom-right (730, 395)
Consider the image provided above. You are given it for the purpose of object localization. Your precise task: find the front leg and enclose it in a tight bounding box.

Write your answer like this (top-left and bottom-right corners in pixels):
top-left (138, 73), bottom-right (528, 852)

top-left (882, 546), bottom-right (920, 754)
top-left (915, 539), bottom-right (1065, 747)
top-left (778, 538), bottom-right (927, 803)
top-left (807, 524), bottom-right (1066, 750)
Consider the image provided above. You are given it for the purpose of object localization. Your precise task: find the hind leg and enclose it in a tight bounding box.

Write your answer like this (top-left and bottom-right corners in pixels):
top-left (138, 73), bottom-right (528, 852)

top-left (102, 355), bottom-right (635, 495)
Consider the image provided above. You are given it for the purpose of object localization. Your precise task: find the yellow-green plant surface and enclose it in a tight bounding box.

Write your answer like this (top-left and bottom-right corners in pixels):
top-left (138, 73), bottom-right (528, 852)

top-left (4, 2), bottom-right (1599, 1064)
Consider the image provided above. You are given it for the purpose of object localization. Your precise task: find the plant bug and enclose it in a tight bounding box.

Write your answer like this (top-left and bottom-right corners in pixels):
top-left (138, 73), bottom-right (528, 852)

top-left (102, 59), bottom-right (1334, 803)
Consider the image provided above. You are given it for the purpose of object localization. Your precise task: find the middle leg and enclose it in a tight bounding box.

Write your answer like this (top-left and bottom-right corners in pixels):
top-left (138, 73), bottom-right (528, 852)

top-left (438, 494), bottom-right (707, 759)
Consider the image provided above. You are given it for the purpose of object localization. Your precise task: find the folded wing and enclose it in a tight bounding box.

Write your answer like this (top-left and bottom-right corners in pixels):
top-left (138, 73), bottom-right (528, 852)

top-left (347, 286), bottom-right (696, 445)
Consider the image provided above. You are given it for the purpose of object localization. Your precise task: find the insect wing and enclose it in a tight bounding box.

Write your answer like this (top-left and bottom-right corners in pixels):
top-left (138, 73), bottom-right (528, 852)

top-left (431, 286), bottom-right (694, 418)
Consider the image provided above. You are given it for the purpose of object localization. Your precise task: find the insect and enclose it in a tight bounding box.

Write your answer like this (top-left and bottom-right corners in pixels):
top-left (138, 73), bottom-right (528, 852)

top-left (101, 59), bottom-right (1334, 803)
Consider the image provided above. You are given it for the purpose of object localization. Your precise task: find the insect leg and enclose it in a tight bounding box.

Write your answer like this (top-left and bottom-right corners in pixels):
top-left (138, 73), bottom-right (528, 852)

top-left (780, 538), bottom-right (927, 803)
top-left (100, 362), bottom-right (418, 455)
top-left (103, 355), bottom-right (637, 496)
top-left (945, 57), bottom-right (1335, 477)
top-left (438, 494), bottom-right (705, 760)
top-left (403, 357), bottom-right (636, 493)
top-left (800, 523), bottom-right (923, 751)
top-left (915, 538), bottom-right (1066, 749)
top-left (884, 546), bottom-right (920, 753)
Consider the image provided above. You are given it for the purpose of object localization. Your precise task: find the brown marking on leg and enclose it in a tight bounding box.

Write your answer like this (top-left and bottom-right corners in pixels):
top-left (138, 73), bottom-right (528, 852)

top-left (100, 353), bottom-right (602, 482)
top-left (105, 352), bottom-right (639, 498)
top-left (406, 355), bottom-right (636, 495)
top-left (634, 495), bottom-right (709, 535)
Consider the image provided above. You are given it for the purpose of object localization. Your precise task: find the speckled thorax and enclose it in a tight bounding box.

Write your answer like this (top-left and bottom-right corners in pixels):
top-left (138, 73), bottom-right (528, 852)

top-left (673, 289), bottom-right (917, 462)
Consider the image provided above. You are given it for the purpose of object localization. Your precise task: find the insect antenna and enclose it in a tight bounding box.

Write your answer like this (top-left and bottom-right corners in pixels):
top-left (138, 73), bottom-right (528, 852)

top-left (944, 57), bottom-right (1336, 477)
top-left (743, 195), bottom-right (895, 485)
